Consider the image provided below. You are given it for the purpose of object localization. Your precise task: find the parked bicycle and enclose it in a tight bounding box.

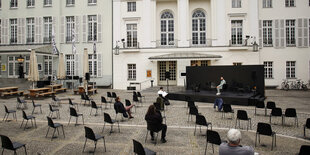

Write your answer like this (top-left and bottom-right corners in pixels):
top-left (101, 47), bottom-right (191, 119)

top-left (281, 79), bottom-right (308, 91)
top-left (281, 79), bottom-right (289, 91)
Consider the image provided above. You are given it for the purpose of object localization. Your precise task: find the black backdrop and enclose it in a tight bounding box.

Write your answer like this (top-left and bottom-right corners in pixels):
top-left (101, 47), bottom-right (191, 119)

top-left (186, 65), bottom-right (265, 96)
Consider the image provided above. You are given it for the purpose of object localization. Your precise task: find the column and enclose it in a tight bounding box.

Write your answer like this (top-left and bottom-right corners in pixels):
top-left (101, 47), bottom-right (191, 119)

top-left (177, 0), bottom-right (189, 47)
top-left (214, 0), bottom-right (226, 46)
top-left (143, 0), bottom-right (152, 48)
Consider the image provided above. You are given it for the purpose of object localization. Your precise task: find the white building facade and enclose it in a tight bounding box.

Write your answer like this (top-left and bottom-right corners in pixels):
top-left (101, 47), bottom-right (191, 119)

top-left (0, 0), bottom-right (113, 87)
top-left (113, 0), bottom-right (310, 90)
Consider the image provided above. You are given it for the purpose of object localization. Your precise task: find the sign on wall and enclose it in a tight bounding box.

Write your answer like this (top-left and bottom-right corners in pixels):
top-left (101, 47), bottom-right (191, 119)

top-left (146, 70), bottom-right (152, 78)
top-left (1, 65), bottom-right (6, 71)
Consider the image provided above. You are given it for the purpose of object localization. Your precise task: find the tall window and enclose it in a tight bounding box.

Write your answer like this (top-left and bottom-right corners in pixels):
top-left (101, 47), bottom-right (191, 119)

top-left (285, 0), bottom-right (295, 7)
top-left (128, 64), bottom-right (136, 80)
top-left (286, 61), bottom-right (296, 78)
top-left (0, 0), bottom-right (2, 8)
top-left (264, 61), bottom-right (273, 78)
top-left (88, 0), bottom-right (96, 5)
top-left (66, 55), bottom-right (75, 76)
top-left (66, 0), bottom-right (75, 6)
top-left (0, 20), bottom-right (1, 44)
top-left (44, 0), bottom-right (52, 6)
top-left (160, 12), bottom-right (174, 46)
top-left (10, 19), bottom-right (17, 44)
top-left (66, 16), bottom-right (75, 42)
top-left (88, 54), bottom-right (97, 77)
top-left (232, 0), bottom-right (241, 8)
top-left (263, 0), bottom-right (272, 8)
top-left (24, 56), bottom-right (30, 76)
top-left (88, 15), bottom-right (97, 42)
top-left (127, 2), bottom-right (136, 12)
top-left (126, 24), bottom-right (138, 48)
top-left (10, 0), bottom-right (18, 8)
top-left (44, 56), bottom-right (53, 76)
top-left (27, 0), bottom-right (35, 7)
top-left (231, 20), bottom-right (243, 45)
top-left (263, 20), bottom-right (273, 46)
top-left (192, 10), bottom-right (206, 45)
top-left (43, 17), bottom-right (52, 43)
top-left (26, 18), bottom-right (35, 44)
top-left (286, 20), bottom-right (295, 46)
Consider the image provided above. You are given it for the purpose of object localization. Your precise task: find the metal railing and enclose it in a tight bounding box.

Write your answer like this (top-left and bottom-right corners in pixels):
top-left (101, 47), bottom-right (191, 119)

top-left (189, 39), bottom-right (212, 47)
top-left (121, 42), bottom-right (140, 49)
top-left (154, 39), bottom-right (178, 48)
top-left (10, 38), bottom-right (17, 44)
top-left (88, 35), bottom-right (97, 42)
top-left (229, 39), bottom-right (247, 47)
top-left (43, 37), bottom-right (51, 43)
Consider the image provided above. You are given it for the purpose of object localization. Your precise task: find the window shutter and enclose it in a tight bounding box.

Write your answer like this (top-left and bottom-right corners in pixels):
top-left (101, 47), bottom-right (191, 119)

top-left (75, 54), bottom-right (79, 76)
top-left (97, 14), bottom-right (102, 42)
top-left (258, 20), bottom-right (262, 48)
top-left (274, 19), bottom-right (279, 48)
top-left (39, 17), bottom-right (43, 43)
top-left (303, 18), bottom-right (308, 47)
top-left (0, 20), bottom-right (4, 44)
top-left (60, 16), bottom-right (65, 43)
top-left (280, 19), bottom-right (285, 48)
top-left (75, 16), bottom-right (79, 42)
top-left (17, 18), bottom-right (22, 44)
top-left (97, 53), bottom-right (102, 77)
top-left (297, 18), bottom-right (303, 47)
top-left (82, 15), bottom-right (87, 43)
top-left (52, 17), bottom-right (56, 39)
top-left (35, 17), bottom-right (39, 43)
top-left (21, 18), bottom-right (25, 44)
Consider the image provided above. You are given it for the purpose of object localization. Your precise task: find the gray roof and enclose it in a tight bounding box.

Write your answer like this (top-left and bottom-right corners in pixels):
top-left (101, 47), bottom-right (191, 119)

top-left (0, 45), bottom-right (54, 55)
top-left (148, 53), bottom-right (222, 60)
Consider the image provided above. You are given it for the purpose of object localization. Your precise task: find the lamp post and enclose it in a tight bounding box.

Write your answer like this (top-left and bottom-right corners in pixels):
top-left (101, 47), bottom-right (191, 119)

top-left (253, 41), bottom-right (259, 52)
top-left (17, 55), bottom-right (25, 78)
top-left (114, 41), bottom-right (120, 55)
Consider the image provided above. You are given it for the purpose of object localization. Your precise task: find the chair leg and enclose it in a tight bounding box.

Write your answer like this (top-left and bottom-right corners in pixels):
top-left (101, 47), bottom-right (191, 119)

top-left (93, 141), bottom-right (97, 153)
top-left (75, 117), bottom-right (78, 126)
top-left (24, 120), bottom-right (28, 130)
top-left (40, 106), bottom-right (42, 113)
top-left (205, 142), bottom-right (208, 155)
top-left (155, 132), bottom-right (159, 145)
top-left (68, 116), bottom-right (71, 125)
top-left (34, 118), bottom-right (37, 127)
top-left (118, 122), bottom-right (120, 132)
top-left (32, 107), bottom-right (35, 115)
top-left (212, 144), bottom-right (214, 154)
top-left (82, 115), bottom-right (85, 125)
top-left (90, 108), bottom-right (92, 115)
top-left (56, 127), bottom-right (60, 136)
top-left (255, 133), bottom-right (257, 147)
top-left (102, 122), bottom-right (106, 133)
top-left (62, 126), bottom-right (65, 138)
top-left (83, 139), bottom-right (87, 152)
top-left (46, 127), bottom-right (50, 138)
top-left (103, 138), bottom-right (106, 152)
top-left (145, 130), bottom-right (148, 142)
top-left (3, 113), bottom-right (7, 121)
top-left (1, 148), bottom-right (4, 155)
top-left (194, 124), bottom-right (196, 136)
top-left (24, 146), bottom-right (27, 155)
top-left (304, 126), bottom-right (306, 137)
top-left (52, 128), bottom-right (56, 141)
top-left (296, 117), bottom-right (298, 127)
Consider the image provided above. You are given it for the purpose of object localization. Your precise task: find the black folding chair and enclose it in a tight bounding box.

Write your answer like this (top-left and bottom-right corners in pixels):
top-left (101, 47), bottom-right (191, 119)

top-left (48, 104), bottom-right (60, 119)
top-left (269, 107), bottom-right (282, 125)
top-left (90, 101), bottom-right (103, 116)
top-left (133, 94), bottom-right (141, 106)
top-left (255, 122), bottom-right (276, 150)
top-left (188, 106), bottom-right (199, 122)
top-left (46, 116), bottom-right (65, 140)
top-left (303, 118), bottom-right (310, 138)
top-left (0, 135), bottom-right (27, 155)
top-left (101, 96), bottom-right (111, 109)
top-left (194, 114), bottom-right (212, 136)
top-left (137, 92), bottom-right (145, 102)
top-left (187, 101), bottom-right (195, 114)
top-left (80, 93), bottom-right (91, 106)
top-left (282, 108), bottom-right (298, 127)
top-left (254, 101), bottom-right (265, 115)
top-left (20, 110), bottom-right (36, 130)
top-left (205, 130), bottom-right (222, 155)
top-left (102, 113), bottom-right (120, 134)
top-left (145, 123), bottom-right (161, 145)
top-left (3, 105), bottom-right (17, 122)
top-left (126, 99), bottom-right (136, 112)
top-left (52, 96), bottom-right (61, 106)
top-left (298, 145), bottom-right (310, 155)
top-left (265, 101), bottom-right (276, 116)
top-left (31, 100), bottom-right (42, 114)
top-left (83, 126), bottom-right (106, 153)
top-left (112, 92), bottom-right (117, 100)
top-left (68, 107), bottom-right (84, 126)
top-left (153, 102), bottom-right (166, 124)
top-left (69, 98), bottom-right (79, 111)
top-left (133, 139), bottom-right (156, 155)
top-left (16, 97), bottom-right (27, 109)
top-left (235, 110), bottom-right (251, 130)
top-left (107, 92), bottom-right (113, 103)
top-left (222, 104), bottom-right (234, 119)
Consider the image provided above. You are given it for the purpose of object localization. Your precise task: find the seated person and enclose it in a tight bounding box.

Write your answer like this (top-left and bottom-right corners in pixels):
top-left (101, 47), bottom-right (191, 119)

top-left (114, 96), bottom-right (134, 119)
top-left (157, 87), bottom-right (168, 97)
top-left (216, 76), bottom-right (226, 95)
top-left (219, 129), bottom-right (255, 155)
top-left (156, 94), bottom-right (165, 110)
top-left (145, 105), bottom-right (167, 143)
top-left (214, 98), bottom-right (223, 111)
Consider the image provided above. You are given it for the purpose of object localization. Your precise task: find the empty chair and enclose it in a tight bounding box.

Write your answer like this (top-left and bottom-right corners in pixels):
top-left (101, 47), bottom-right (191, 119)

top-left (282, 108), bottom-right (298, 127)
top-left (80, 93), bottom-right (91, 105)
top-left (133, 139), bottom-right (156, 155)
top-left (16, 97), bottom-right (27, 109)
top-left (137, 92), bottom-right (145, 102)
top-left (48, 104), bottom-right (60, 119)
top-left (188, 105), bottom-right (199, 122)
top-left (221, 104), bottom-right (234, 119)
top-left (265, 101), bottom-right (276, 116)
top-left (269, 107), bottom-right (283, 125)
top-left (101, 96), bottom-right (111, 109)
top-left (68, 107), bottom-right (84, 126)
top-left (69, 98), bottom-right (79, 110)
top-left (20, 110), bottom-right (36, 130)
top-left (255, 122), bottom-right (276, 150)
top-left (205, 130), bottom-right (222, 155)
top-left (194, 114), bottom-right (212, 136)
top-left (112, 92), bottom-right (117, 99)
top-left (107, 92), bottom-right (113, 103)
top-left (83, 126), bottom-right (106, 153)
top-left (254, 101), bottom-right (265, 115)
top-left (235, 110), bottom-right (251, 130)
top-left (46, 116), bottom-right (65, 140)
top-left (133, 94), bottom-right (141, 106)
top-left (102, 113), bottom-right (120, 134)
top-left (126, 99), bottom-right (136, 113)
top-left (0, 135), bottom-right (27, 155)
top-left (52, 96), bottom-right (61, 106)
top-left (304, 118), bottom-right (310, 138)
top-left (133, 91), bottom-right (137, 97)
top-left (3, 105), bottom-right (17, 122)
top-left (90, 101), bottom-right (103, 116)
top-left (298, 145), bottom-right (310, 155)
top-left (31, 100), bottom-right (42, 114)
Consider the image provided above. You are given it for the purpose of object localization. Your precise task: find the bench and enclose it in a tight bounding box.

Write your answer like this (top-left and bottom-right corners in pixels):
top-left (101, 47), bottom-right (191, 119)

top-left (54, 88), bottom-right (67, 93)
top-left (88, 88), bottom-right (97, 94)
top-left (2, 91), bottom-right (24, 97)
top-left (74, 89), bottom-right (81, 95)
top-left (38, 92), bottom-right (55, 97)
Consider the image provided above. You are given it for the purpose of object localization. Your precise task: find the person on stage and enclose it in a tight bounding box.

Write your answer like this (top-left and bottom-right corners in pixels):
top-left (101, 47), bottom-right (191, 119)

top-left (216, 76), bottom-right (226, 95)
top-left (158, 87), bottom-right (168, 97)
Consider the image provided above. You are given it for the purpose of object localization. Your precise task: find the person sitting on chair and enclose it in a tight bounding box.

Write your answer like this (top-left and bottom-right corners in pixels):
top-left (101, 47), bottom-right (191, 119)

top-left (157, 87), bottom-right (170, 106)
top-left (214, 98), bottom-right (224, 111)
top-left (216, 76), bottom-right (226, 95)
top-left (219, 129), bottom-right (255, 155)
top-left (158, 87), bottom-right (168, 97)
top-left (145, 105), bottom-right (167, 143)
top-left (114, 96), bottom-right (134, 119)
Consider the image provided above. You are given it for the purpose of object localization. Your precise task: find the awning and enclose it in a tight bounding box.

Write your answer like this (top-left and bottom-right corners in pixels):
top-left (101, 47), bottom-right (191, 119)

top-left (0, 45), bottom-right (56, 55)
top-left (148, 53), bottom-right (222, 60)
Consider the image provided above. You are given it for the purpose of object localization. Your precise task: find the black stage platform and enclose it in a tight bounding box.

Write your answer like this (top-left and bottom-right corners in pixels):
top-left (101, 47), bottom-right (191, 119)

top-left (167, 90), bottom-right (260, 106)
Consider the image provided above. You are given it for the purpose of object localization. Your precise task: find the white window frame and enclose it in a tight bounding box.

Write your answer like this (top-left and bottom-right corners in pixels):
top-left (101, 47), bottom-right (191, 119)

top-left (192, 10), bottom-right (206, 46)
top-left (231, 20), bottom-right (243, 45)
top-left (66, 16), bottom-right (75, 42)
top-left (88, 54), bottom-right (98, 77)
top-left (88, 15), bottom-right (97, 42)
top-left (10, 0), bottom-right (18, 8)
top-left (10, 19), bottom-right (17, 44)
top-left (8, 56), bottom-right (19, 78)
top-left (126, 24), bottom-right (138, 48)
top-left (263, 20), bottom-right (273, 46)
top-left (43, 17), bottom-right (52, 43)
top-left (27, 0), bottom-right (35, 7)
top-left (232, 0), bottom-right (241, 8)
top-left (24, 56), bottom-right (30, 77)
top-left (66, 54), bottom-right (75, 76)
top-left (66, 0), bottom-right (75, 6)
top-left (264, 61), bottom-right (273, 79)
top-left (285, 0), bottom-right (295, 7)
top-left (44, 0), bottom-right (52, 6)
top-left (286, 61), bottom-right (296, 79)
top-left (286, 19), bottom-right (296, 46)
top-left (263, 0), bottom-right (272, 8)
top-left (128, 64), bottom-right (136, 80)
top-left (160, 12), bottom-right (174, 46)
top-left (26, 18), bottom-right (35, 44)
top-left (127, 2), bottom-right (136, 12)
top-left (88, 0), bottom-right (97, 5)
top-left (44, 56), bottom-right (53, 76)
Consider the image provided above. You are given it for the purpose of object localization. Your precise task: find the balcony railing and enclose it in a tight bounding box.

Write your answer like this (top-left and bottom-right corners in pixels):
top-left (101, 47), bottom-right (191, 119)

top-left (189, 39), bottom-right (212, 47)
top-left (121, 42), bottom-right (140, 49)
top-left (88, 35), bottom-right (97, 42)
top-left (10, 38), bottom-right (17, 44)
top-left (154, 39), bottom-right (178, 48)
top-left (26, 38), bottom-right (34, 44)
top-left (229, 39), bottom-right (247, 47)
top-left (66, 36), bottom-right (72, 43)
top-left (44, 37), bottom-right (51, 43)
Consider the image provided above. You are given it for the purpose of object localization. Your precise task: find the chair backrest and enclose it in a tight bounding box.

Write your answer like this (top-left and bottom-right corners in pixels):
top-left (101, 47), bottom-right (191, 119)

top-left (101, 96), bottom-right (107, 103)
top-left (223, 104), bottom-right (233, 113)
top-left (17, 97), bottom-right (22, 103)
top-left (0, 135), bottom-right (14, 150)
top-left (107, 92), bottom-right (112, 97)
top-left (285, 108), bottom-right (297, 117)
top-left (133, 139), bottom-right (146, 155)
top-left (237, 110), bottom-right (249, 120)
top-left (306, 118), bottom-right (310, 129)
top-left (187, 101), bottom-right (195, 108)
top-left (153, 102), bottom-right (161, 111)
top-left (207, 130), bottom-right (222, 145)
top-left (271, 107), bottom-right (282, 116)
top-left (256, 101), bottom-right (265, 108)
top-left (104, 113), bottom-right (113, 124)
top-left (299, 145), bottom-right (310, 155)
top-left (69, 98), bottom-right (73, 105)
top-left (22, 110), bottom-right (27, 119)
top-left (47, 116), bottom-right (54, 127)
top-left (69, 107), bottom-right (78, 117)
top-left (84, 126), bottom-right (96, 140)
top-left (112, 92), bottom-right (117, 98)
top-left (52, 96), bottom-right (56, 101)
top-left (32, 100), bottom-right (35, 106)
top-left (196, 114), bottom-right (207, 126)
top-left (133, 95), bottom-right (139, 102)
top-left (4, 105), bottom-right (9, 113)
top-left (137, 92), bottom-right (142, 97)
top-left (125, 99), bottom-right (131, 106)
top-left (81, 93), bottom-right (86, 100)
top-left (257, 122), bottom-right (273, 136)
top-left (49, 104), bottom-right (53, 111)
top-left (266, 101), bottom-right (276, 109)
top-left (91, 101), bottom-right (97, 108)
top-left (133, 91), bottom-right (137, 96)
top-left (189, 106), bottom-right (199, 115)
top-left (83, 93), bottom-right (90, 100)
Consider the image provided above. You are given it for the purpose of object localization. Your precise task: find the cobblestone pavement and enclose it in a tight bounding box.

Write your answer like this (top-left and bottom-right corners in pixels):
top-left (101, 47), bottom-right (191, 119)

top-left (0, 87), bottom-right (310, 155)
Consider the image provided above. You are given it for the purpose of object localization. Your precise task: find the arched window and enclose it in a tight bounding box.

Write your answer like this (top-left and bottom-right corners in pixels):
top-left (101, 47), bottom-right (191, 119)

top-left (160, 11), bottom-right (174, 46)
top-left (192, 10), bottom-right (206, 45)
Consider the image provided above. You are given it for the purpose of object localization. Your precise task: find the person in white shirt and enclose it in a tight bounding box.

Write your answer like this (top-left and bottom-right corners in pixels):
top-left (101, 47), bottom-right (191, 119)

top-left (158, 87), bottom-right (168, 97)
top-left (216, 77), bottom-right (226, 95)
